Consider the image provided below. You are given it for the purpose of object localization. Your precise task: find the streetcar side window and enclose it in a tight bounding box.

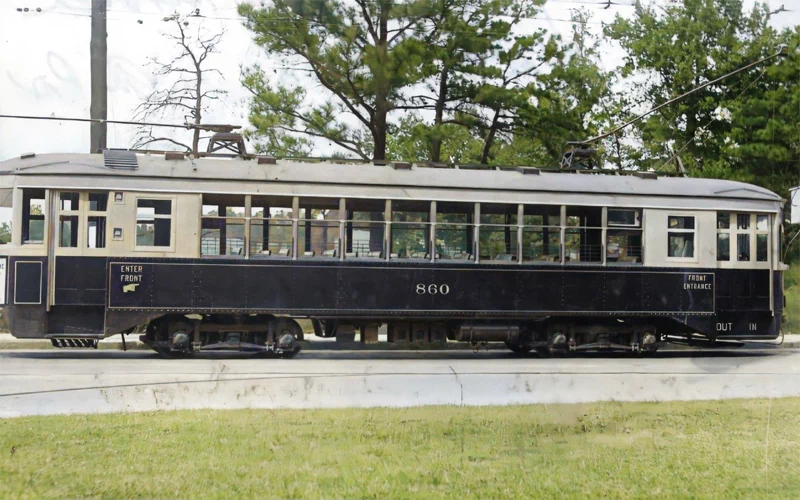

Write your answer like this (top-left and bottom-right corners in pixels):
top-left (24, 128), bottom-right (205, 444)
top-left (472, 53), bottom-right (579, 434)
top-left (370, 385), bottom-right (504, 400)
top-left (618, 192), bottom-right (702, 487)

top-left (250, 195), bottom-right (294, 257)
top-left (201, 194), bottom-right (246, 257)
top-left (667, 216), bottom-right (695, 258)
top-left (716, 213), bottom-right (730, 261)
top-left (391, 200), bottom-right (430, 259)
top-left (522, 205), bottom-right (561, 264)
top-left (564, 206), bottom-right (602, 263)
top-left (136, 199), bottom-right (172, 248)
top-left (479, 203), bottom-right (518, 262)
top-left (607, 208), bottom-right (643, 265)
top-left (298, 198), bottom-right (340, 258)
top-left (346, 198), bottom-right (385, 258)
top-left (436, 201), bottom-right (474, 261)
top-left (22, 188), bottom-right (46, 244)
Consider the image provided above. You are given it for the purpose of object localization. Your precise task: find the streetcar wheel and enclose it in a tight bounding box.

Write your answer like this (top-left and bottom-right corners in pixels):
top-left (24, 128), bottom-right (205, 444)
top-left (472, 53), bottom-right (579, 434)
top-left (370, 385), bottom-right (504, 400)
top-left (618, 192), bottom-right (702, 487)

top-left (505, 342), bottom-right (532, 354)
top-left (271, 317), bottom-right (305, 342)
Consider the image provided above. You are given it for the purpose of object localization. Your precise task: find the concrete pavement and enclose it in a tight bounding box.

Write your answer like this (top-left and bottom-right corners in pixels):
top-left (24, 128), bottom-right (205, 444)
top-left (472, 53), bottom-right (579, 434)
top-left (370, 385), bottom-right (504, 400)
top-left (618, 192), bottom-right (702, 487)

top-left (1, 348), bottom-right (799, 417)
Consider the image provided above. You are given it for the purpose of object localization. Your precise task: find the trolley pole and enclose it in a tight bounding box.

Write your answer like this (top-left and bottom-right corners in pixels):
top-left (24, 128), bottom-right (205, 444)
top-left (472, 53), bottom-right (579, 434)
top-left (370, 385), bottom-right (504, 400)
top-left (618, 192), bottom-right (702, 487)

top-left (90, 0), bottom-right (107, 153)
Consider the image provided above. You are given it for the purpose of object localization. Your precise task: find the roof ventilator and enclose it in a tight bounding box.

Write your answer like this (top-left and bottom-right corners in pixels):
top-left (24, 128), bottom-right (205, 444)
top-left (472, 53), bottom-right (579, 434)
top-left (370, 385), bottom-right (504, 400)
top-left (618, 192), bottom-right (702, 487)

top-left (391, 161), bottom-right (412, 170)
top-left (516, 167), bottom-right (540, 175)
top-left (257, 156), bottom-right (277, 165)
top-left (635, 171), bottom-right (658, 180)
top-left (103, 150), bottom-right (138, 170)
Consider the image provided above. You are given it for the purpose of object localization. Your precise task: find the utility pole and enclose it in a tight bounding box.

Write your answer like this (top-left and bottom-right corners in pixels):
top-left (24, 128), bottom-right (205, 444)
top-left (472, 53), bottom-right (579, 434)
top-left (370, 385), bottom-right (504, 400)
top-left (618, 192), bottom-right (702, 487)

top-left (90, 0), bottom-right (107, 153)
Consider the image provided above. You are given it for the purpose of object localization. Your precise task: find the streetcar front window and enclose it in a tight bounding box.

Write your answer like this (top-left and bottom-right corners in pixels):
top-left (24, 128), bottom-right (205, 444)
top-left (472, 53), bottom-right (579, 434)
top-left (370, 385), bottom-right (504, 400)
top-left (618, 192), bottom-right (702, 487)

top-left (22, 188), bottom-right (45, 244)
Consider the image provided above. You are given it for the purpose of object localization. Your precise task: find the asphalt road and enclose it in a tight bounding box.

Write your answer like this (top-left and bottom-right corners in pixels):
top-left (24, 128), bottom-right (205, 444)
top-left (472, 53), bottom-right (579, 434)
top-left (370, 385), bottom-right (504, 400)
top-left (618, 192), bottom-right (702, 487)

top-left (1, 349), bottom-right (799, 417)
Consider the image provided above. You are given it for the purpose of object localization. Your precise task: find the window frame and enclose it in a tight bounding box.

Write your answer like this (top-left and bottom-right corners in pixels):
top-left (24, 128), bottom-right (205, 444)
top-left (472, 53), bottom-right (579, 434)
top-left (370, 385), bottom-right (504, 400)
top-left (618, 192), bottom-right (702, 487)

top-left (716, 212), bottom-right (731, 262)
top-left (134, 196), bottom-right (176, 252)
top-left (715, 212), bottom-right (772, 267)
top-left (666, 214), bottom-right (698, 263)
top-left (85, 192), bottom-right (109, 251)
top-left (607, 208), bottom-right (641, 228)
top-left (606, 208), bottom-right (643, 266)
top-left (22, 188), bottom-right (47, 245)
top-left (755, 214), bottom-right (770, 263)
top-left (54, 191), bottom-right (110, 253)
top-left (200, 196), bottom-right (248, 258)
top-left (57, 192), bottom-right (81, 249)
top-left (248, 207), bottom-right (295, 258)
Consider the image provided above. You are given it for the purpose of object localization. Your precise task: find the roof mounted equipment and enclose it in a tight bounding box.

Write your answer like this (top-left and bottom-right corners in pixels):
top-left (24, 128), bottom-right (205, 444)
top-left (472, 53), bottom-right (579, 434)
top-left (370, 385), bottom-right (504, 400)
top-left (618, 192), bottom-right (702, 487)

top-left (205, 124), bottom-right (247, 157)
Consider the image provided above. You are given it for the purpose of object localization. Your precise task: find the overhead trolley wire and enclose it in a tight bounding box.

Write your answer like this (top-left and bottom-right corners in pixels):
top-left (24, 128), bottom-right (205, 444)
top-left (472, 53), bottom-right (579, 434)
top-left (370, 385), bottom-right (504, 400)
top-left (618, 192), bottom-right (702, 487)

top-left (9, 3), bottom-right (612, 27)
top-left (0, 114), bottom-right (236, 132)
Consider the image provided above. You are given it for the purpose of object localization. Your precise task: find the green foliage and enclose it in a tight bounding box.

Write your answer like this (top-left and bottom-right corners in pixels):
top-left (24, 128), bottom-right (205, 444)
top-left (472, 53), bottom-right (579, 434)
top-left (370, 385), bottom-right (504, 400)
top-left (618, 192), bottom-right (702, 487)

top-left (0, 222), bottom-right (10, 244)
top-left (239, 0), bottom-right (434, 160)
top-left (386, 114), bottom-right (483, 163)
top-left (604, 0), bottom-right (799, 196)
top-left (239, 0), bottom-right (609, 166)
top-left (242, 67), bottom-right (363, 158)
top-left (239, 0), bottom-right (798, 201)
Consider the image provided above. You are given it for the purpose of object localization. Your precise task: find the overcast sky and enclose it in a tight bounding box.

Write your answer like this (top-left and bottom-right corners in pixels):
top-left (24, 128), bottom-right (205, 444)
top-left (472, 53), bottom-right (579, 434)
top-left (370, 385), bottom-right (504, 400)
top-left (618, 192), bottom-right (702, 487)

top-left (0, 0), bottom-right (796, 162)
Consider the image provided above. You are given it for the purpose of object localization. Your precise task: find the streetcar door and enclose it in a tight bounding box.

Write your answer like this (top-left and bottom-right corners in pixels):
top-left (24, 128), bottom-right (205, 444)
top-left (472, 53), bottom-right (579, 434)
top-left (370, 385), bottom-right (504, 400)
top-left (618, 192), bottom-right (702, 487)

top-left (45, 189), bottom-right (57, 311)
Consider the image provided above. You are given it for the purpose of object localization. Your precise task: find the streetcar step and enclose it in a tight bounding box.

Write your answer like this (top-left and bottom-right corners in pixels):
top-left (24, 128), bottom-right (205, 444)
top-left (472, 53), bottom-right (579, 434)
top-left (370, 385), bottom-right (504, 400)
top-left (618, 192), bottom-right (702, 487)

top-left (49, 338), bottom-right (99, 349)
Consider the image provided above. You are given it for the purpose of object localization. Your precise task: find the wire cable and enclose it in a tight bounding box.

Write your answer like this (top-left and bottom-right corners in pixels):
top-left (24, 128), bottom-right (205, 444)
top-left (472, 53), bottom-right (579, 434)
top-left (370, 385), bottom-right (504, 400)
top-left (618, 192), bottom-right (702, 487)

top-left (0, 114), bottom-right (239, 131)
top-left (656, 68), bottom-right (768, 173)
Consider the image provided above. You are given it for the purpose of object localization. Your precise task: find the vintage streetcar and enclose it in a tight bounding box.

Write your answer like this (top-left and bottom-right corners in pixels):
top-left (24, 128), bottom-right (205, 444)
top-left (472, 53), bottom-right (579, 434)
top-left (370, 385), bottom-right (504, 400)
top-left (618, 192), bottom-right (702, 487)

top-left (0, 151), bottom-right (788, 357)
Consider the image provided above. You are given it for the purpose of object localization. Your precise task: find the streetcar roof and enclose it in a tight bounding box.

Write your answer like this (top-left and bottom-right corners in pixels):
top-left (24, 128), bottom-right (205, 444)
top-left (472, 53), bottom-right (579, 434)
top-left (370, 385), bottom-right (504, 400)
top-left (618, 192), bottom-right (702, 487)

top-left (0, 153), bottom-right (783, 206)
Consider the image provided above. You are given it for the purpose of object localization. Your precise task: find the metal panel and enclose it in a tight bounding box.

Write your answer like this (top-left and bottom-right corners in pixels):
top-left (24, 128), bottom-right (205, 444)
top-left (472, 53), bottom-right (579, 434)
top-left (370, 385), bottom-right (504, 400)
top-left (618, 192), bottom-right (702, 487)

top-left (14, 261), bottom-right (43, 304)
top-left (107, 260), bottom-right (717, 315)
top-left (14, 177), bottom-right (782, 214)
top-left (53, 256), bottom-right (107, 305)
top-left (1, 153), bottom-right (781, 202)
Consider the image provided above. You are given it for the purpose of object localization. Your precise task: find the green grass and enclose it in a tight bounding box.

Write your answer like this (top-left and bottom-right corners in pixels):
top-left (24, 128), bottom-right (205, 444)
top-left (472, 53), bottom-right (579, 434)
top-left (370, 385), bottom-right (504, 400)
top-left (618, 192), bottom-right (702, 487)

top-left (2, 399), bottom-right (799, 499)
top-left (784, 263), bottom-right (799, 334)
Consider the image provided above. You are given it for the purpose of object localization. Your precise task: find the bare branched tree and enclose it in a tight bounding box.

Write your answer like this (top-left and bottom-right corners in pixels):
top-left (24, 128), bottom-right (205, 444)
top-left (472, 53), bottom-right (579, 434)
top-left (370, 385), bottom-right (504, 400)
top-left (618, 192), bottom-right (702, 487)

top-left (132, 12), bottom-right (227, 155)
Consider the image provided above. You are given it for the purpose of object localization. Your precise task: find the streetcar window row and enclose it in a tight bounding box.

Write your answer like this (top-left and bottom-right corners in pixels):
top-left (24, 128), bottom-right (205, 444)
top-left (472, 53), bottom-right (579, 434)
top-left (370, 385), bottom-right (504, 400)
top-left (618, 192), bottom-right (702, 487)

top-left (17, 189), bottom-right (772, 267)
top-left (196, 194), bottom-right (644, 265)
